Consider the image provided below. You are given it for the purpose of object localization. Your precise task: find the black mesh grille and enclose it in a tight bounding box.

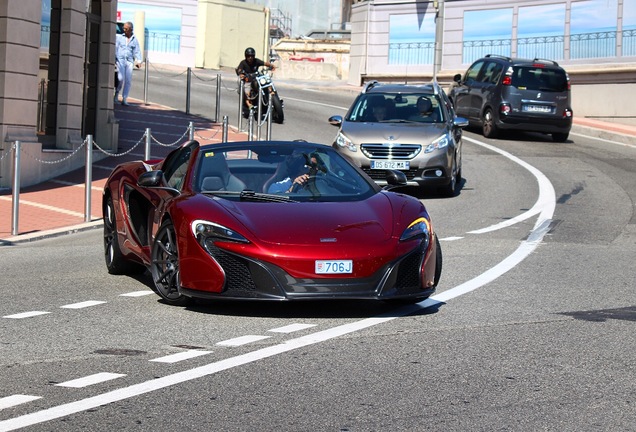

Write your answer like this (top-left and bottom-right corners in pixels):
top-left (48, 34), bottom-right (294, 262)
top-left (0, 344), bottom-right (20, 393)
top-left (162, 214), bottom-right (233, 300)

top-left (363, 168), bottom-right (420, 180)
top-left (205, 241), bottom-right (257, 293)
top-left (394, 251), bottom-right (423, 293)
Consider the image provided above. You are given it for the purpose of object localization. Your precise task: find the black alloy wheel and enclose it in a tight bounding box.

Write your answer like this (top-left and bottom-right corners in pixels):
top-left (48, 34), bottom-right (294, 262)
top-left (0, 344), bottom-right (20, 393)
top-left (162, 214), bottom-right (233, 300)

top-left (150, 220), bottom-right (190, 306)
top-left (104, 196), bottom-right (145, 275)
top-left (482, 108), bottom-right (499, 138)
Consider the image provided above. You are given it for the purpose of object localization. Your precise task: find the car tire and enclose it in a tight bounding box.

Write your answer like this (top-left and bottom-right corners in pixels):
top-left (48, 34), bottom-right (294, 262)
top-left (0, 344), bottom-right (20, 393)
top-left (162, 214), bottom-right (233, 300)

top-left (552, 132), bottom-right (569, 142)
top-left (482, 108), bottom-right (499, 138)
top-left (150, 219), bottom-right (191, 306)
top-left (103, 196), bottom-right (146, 275)
top-left (433, 234), bottom-right (442, 287)
top-left (440, 158), bottom-right (458, 197)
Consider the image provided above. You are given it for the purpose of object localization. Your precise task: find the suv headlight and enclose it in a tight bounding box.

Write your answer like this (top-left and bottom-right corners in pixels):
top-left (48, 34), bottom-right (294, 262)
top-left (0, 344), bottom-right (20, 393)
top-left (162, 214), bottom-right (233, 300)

top-left (400, 217), bottom-right (431, 247)
top-left (335, 132), bottom-right (357, 152)
top-left (424, 134), bottom-right (450, 153)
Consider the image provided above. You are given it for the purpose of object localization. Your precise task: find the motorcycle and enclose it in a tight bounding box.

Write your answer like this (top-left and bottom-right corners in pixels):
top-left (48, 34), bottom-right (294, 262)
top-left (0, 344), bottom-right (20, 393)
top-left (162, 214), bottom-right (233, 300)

top-left (241, 66), bottom-right (284, 124)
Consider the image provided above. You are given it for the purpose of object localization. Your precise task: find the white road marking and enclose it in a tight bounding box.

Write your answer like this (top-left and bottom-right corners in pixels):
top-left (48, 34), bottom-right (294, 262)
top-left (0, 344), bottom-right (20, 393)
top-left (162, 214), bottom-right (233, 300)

top-left (216, 335), bottom-right (272, 347)
top-left (0, 136), bottom-right (557, 431)
top-left (49, 179), bottom-right (102, 192)
top-left (570, 131), bottom-right (636, 149)
top-left (439, 236), bottom-right (463, 241)
top-left (268, 323), bottom-right (317, 333)
top-left (150, 350), bottom-right (212, 364)
top-left (3, 311), bottom-right (50, 319)
top-left (120, 291), bottom-right (155, 297)
top-left (60, 301), bottom-right (106, 309)
top-left (55, 373), bottom-right (126, 388)
top-left (283, 96), bottom-right (348, 111)
top-left (0, 395), bottom-right (41, 411)
top-left (0, 197), bottom-right (85, 218)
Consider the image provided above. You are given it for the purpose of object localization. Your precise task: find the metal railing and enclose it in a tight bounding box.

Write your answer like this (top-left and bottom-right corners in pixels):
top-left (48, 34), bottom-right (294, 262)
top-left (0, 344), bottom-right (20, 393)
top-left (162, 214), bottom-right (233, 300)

top-left (1, 120), bottom-right (231, 236)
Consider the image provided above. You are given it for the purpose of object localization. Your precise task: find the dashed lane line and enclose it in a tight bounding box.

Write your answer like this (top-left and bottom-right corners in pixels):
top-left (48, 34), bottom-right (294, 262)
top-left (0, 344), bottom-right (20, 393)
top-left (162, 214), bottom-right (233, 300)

top-left (2, 311), bottom-right (50, 319)
top-left (60, 301), bottom-right (106, 309)
top-left (55, 373), bottom-right (127, 389)
top-left (216, 335), bottom-right (272, 347)
top-left (0, 396), bottom-right (41, 411)
top-left (150, 350), bottom-right (213, 364)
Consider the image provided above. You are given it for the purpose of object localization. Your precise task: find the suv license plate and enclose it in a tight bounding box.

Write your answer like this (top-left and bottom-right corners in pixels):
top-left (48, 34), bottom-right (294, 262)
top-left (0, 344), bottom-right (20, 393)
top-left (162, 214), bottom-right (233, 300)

top-left (371, 160), bottom-right (410, 170)
top-left (315, 260), bottom-right (353, 274)
top-left (523, 105), bottom-right (553, 113)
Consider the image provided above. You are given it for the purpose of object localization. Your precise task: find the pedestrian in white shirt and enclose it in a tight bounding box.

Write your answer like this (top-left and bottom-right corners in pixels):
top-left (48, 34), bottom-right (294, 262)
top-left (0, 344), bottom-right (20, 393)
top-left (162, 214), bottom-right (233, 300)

top-left (114, 21), bottom-right (142, 106)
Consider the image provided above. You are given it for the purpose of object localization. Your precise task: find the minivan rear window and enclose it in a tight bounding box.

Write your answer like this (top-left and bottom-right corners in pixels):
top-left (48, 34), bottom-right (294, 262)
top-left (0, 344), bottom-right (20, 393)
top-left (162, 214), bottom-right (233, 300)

top-left (511, 67), bottom-right (568, 92)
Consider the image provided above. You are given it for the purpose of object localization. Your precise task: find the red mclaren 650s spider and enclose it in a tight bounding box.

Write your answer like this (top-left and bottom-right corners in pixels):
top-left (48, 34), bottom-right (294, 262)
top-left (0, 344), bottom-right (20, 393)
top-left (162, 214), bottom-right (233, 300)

top-left (102, 140), bottom-right (442, 306)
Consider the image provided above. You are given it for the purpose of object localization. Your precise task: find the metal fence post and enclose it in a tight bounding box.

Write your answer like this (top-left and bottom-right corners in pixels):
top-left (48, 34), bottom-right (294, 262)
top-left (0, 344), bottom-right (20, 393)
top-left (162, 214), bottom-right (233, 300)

top-left (215, 74), bottom-right (221, 123)
top-left (238, 80), bottom-right (244, 131)
top-left (256, 91), bottom-right (263, 141)
top-left (189, 121), bottom-right (195, 141)
top-left (11, 141), bottom-right (21, 236)
top-left (85, 135), bottom-right (93, 222)
top-left (143, 57), bottom-right (149, 105)
top-left (222, 116), bottom-right (228, 143)
top-left (186, 67), bottom-right (192, 115)
top-left (145, 128), bottom-right (152, 160)
top-left (266, 105), bottom-right (272, 140)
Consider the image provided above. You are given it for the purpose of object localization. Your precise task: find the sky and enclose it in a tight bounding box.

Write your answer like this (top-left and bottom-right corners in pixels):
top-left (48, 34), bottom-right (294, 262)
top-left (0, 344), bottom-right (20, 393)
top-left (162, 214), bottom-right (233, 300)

top-left (118, 2), bottom-right (182, 34)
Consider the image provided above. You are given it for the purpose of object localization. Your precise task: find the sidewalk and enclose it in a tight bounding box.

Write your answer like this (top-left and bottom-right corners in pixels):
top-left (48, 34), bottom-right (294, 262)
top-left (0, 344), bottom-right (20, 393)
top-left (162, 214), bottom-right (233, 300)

top-left (1, 100), bottom-right (634, 245)
top-left (0, 98), bottom-right (248, 245)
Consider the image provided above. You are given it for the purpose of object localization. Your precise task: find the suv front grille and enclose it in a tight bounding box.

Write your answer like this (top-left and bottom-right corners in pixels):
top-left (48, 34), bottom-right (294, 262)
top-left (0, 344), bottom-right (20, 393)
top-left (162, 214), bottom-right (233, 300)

top-left (360, 143), bottom-right (421, 160)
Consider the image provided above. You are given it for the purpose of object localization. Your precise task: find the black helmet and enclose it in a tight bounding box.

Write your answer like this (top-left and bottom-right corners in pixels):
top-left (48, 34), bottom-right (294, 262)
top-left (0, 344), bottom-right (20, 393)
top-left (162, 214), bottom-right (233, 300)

top-left (244, 47), bottom-right (256, 57)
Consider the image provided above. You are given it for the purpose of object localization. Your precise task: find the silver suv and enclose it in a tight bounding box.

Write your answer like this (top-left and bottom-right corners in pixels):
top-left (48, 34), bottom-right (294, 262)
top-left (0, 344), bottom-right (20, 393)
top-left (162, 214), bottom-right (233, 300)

top-left (450, 55), bottom-right (572, 142)
top-left (328, 81), bottom-right (468, 197)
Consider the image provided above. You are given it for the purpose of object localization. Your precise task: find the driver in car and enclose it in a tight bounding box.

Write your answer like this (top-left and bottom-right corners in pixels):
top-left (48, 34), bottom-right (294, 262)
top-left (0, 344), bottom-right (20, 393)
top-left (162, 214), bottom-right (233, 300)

top-left (268, 154), bottom-right (310, 194)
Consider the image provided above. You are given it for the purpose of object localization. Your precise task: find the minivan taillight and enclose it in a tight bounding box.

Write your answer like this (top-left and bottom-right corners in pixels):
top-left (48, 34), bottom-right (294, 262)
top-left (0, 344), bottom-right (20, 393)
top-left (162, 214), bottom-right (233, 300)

top-left (502, 76), bottom-right (512, 85)
top-left (563, 108), bottom-right (573, 118)
top-left (500, 103), bottom-right (511, 115)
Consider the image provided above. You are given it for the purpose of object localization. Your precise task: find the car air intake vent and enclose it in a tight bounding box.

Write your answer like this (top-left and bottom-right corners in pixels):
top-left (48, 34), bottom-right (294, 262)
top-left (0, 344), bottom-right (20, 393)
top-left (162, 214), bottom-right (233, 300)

top-left (360, 143), bottom-right (421, 159)
top-left (206, 241), bottom-right (257, 293)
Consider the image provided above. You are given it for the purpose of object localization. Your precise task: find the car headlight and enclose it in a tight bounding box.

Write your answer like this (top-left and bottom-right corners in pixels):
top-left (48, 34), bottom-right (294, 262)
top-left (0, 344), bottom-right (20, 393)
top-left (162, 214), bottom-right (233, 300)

top-left (424, 134), bottom-right (450, 153)
top-left (191, 220), bottom-right (249, 247)
top-left (400, 217), bottom-right (431, 246)
top-left (335, 132), bottom-right (357, 152)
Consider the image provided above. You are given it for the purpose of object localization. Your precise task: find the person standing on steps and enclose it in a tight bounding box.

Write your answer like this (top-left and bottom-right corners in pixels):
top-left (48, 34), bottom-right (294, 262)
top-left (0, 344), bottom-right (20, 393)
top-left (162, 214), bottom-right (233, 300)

top-left (114, 21), bottom-right (142, 106)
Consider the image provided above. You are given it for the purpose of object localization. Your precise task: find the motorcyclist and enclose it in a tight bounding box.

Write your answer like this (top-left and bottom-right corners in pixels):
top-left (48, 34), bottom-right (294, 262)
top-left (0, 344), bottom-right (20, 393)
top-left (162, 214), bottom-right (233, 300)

top-left (236, 47), bottom-right (276, 110)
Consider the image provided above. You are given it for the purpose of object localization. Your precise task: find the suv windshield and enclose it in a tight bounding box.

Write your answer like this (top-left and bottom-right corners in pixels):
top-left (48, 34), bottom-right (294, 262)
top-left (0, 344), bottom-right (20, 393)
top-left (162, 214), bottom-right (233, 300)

top-left (347, 93), bottom-right (445, 124)
top-left (511, 67), bottom-right (568, 92)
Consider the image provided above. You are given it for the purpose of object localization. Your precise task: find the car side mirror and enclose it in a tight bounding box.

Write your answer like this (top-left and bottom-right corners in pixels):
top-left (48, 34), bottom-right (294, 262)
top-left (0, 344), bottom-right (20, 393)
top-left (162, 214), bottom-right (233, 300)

top-left (383, 169), bottom-right (407, 190)
top-left (453, 73), bottom-right (462, 83)
top-left (328, 115), bottom-right (343, 127)
top-left (453, 116), bottom-right (469, 128)
top-left (138, 170), bottom-right (164, 187)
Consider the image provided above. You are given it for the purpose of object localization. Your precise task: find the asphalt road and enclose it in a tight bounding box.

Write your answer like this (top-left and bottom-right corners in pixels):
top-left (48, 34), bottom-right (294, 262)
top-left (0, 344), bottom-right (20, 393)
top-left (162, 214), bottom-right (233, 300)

top-left (1, 68), bottom-right (635, 431)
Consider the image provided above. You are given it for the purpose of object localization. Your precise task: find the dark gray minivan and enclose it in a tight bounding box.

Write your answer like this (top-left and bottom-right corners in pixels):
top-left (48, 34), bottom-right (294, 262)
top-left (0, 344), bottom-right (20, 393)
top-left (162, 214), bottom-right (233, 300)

top-left (450, 55), bottom-right (572, 142)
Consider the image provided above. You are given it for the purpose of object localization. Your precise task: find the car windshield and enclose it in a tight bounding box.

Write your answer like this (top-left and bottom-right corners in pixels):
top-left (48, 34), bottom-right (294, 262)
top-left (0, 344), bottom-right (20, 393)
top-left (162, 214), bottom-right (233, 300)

top-left (346, 92), bottom-right (445, 124)
top-left (511, 66), bottom-right (568, 92)
top-left (192, 142), bottom-right (378, 202)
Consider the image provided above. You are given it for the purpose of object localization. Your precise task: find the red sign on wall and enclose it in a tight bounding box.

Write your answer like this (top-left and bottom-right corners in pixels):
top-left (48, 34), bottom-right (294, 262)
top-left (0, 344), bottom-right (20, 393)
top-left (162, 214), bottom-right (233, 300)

top-left (117, 11), bottom-right (122, 22)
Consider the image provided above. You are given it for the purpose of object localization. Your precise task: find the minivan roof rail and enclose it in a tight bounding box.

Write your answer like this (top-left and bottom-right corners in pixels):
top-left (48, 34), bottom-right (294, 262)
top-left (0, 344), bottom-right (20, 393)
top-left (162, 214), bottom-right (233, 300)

top-left (532, 58), bottom-right (560, 67)
top-left (362, 80), bottom-right (379, 94)
top-left (485, 54), bottom-right (512, 61)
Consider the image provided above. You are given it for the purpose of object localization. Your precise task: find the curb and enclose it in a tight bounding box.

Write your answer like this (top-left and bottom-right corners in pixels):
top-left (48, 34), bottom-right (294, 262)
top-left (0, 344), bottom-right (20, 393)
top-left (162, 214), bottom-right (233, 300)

top-left (0, 220), bottom-right (104, 246)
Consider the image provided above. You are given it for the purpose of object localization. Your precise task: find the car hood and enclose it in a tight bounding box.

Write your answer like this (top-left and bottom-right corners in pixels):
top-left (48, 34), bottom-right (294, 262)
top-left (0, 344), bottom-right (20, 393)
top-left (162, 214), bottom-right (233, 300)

top-left (215, 193), bottom-right (399, 246)
top-left (341, 121), bottom-right (448, 144)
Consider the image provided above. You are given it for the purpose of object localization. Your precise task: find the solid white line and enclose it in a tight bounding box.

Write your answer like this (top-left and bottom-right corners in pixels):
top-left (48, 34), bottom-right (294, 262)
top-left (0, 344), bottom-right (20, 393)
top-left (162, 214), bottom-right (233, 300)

top-left (150, 350), bottom-right (212, 364)
top-left (268, 323), bottom-right (317, 333)
top-left (0, 197), bottom-right (85, 218)
top-left (216, 335), bottom-right (272, 347)
top-left (3, 311), bottom-right (50, 319)
top-left (49, 179), bottom-right (102, 192)
top-left (55, 373), bottom-right (126, 389)
top-left (463, 136), bottom-right (553, 234)
top-left (0, 136), bottom-right (557, 432)
top-left (119, 291), bottom-right (155, 297)
top-left (570, 131), bottom-right (636, 149)
top-left (60, 301), bottom-right (106, 309)
top-left (0, 395), bottom-right (42, 411)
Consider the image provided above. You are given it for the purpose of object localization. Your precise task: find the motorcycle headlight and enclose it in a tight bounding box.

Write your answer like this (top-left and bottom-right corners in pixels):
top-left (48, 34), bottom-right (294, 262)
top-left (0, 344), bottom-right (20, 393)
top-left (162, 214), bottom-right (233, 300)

top-left (335, 132), bottom-right (357, 152)
top-left (258, 76), bottom-right (269, 85)
top-left (400, 217), bottom-right (431, 246)
top-left (424, 134), bottom-right (450, 153)
top-left (191, 220), bottom-right (249, 249)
